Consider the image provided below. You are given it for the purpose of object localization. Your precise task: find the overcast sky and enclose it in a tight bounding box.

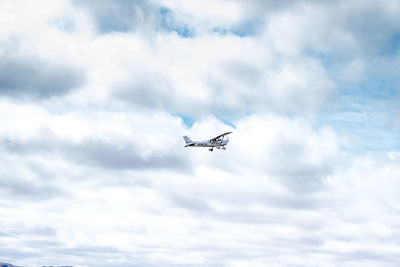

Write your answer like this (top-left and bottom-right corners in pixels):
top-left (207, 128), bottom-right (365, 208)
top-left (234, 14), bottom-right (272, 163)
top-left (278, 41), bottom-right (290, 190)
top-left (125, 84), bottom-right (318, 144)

top-left (1, 0), bottom-right (400, 266)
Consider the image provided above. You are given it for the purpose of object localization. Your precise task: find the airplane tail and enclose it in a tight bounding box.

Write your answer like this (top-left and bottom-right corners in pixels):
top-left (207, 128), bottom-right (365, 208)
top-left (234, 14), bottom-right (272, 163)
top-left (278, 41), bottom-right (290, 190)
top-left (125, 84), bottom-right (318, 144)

top-left (183, 136), bottom-right (192, 144)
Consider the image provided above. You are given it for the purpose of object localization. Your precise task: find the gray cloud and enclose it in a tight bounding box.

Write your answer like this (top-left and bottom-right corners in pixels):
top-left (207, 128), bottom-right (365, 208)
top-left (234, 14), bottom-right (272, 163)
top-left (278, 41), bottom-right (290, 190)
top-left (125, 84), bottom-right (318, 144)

top-left (169, 193), bottom-right (212, 212)
top-left (0, 54), bottom-right (85, 99)
top-left (66, 140), bottom-right (188, 171)
top-left (3, 226), bottom-right (57, 240)
top-left (73, 0), bottom-right (159, 34)
top-left (54, 245), bottom-right (121, 256)
top-left (0, 247), bottom-right (37, 261)
top-left (0, 174), bottom-right (62, 200)
top-left (2, 138), bottom-right (189, 172)
top-left (114, 76), bottom-right (174, 111)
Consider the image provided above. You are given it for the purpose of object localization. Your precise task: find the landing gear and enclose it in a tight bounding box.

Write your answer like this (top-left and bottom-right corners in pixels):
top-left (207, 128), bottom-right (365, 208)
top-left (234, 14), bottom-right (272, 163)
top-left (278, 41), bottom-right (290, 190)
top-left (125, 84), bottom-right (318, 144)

top-left (222, 147), bottom-right (226, 150)
top-left (209, 148), bottom-right (213, 151)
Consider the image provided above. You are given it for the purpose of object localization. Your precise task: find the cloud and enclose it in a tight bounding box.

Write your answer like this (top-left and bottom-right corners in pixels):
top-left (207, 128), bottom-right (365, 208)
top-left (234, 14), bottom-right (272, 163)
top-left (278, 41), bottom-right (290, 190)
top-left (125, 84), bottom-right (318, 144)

top-left (159, 0), bottom-right (245, 33)
top-left (73, 0), bottom-right (160, 34)
top-left (0, 53), bottom-right (85, 99)
top-left (0, 101), bottom-right (190, 173)
top-left (1, 0), bottom-right (400, 266)
top-left (0, 173), bottom-right (61, 200)
top-left (99, 33), bottom-right (336, 117)
top-left (1, 123), bottom-right (400, 266)
top-left (65, 140), bottom-right (188, 171)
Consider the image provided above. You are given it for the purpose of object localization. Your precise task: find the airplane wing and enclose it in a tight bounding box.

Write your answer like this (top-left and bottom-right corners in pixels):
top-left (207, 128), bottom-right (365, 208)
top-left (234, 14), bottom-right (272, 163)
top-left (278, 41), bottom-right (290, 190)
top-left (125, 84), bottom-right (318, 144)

top-left (210, 131), bottom-right (232, 142)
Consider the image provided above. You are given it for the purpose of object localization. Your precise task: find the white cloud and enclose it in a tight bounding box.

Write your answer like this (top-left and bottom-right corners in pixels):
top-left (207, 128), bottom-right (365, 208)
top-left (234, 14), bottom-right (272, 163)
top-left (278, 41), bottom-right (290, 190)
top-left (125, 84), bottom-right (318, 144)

top-left (1, 0), bottom-right (338, 116)
top-left (1, 105), bottom-right (400, 266)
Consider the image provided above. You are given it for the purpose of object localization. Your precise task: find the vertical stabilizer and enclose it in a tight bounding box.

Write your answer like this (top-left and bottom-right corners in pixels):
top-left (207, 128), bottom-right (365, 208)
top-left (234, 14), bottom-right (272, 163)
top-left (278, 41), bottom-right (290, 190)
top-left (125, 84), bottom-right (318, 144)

top-left (183, 136), bottom-right (192, 144)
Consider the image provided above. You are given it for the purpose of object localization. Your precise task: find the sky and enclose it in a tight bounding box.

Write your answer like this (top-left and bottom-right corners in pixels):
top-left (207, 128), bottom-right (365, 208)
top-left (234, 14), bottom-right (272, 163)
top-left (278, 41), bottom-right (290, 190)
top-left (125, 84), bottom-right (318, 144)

top-left (1, 0), bottom-right (400, 266)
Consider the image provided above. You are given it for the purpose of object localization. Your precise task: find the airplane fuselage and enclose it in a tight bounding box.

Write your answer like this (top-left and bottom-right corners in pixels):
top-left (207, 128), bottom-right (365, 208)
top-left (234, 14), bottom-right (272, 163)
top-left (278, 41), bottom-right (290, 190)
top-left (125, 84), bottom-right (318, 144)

top-left (185, 139), bottom-right (228, 148)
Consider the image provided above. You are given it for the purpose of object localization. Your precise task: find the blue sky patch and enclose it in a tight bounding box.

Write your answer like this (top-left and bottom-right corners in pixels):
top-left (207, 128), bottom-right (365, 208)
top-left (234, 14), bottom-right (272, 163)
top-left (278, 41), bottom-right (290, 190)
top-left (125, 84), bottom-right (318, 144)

top-left (382, 31), bottom-right (400, 55)
top-left (159, 7), bottom-right (194, 38)
top-left (173, 113), bottom-right (195, 127)
top-left (212, 19), bottom-right (261, 37)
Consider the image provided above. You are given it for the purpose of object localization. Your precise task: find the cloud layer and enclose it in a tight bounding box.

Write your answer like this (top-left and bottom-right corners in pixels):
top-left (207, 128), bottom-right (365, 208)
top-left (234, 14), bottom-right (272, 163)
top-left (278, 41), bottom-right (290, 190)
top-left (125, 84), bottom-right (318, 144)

top-left (1, 0), bottom-right (400, 266)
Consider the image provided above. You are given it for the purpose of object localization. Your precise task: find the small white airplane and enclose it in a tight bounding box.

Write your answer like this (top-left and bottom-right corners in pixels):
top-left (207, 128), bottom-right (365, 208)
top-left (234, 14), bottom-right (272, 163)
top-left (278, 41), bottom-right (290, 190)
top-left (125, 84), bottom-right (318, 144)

top-left (183, 132), bottom-right (232, 151)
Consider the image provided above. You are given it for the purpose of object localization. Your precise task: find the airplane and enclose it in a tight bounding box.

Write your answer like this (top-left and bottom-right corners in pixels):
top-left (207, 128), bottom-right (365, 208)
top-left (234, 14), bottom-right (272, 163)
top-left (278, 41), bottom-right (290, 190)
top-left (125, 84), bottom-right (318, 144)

top-left (183, 132), bottom-right (232, 151)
